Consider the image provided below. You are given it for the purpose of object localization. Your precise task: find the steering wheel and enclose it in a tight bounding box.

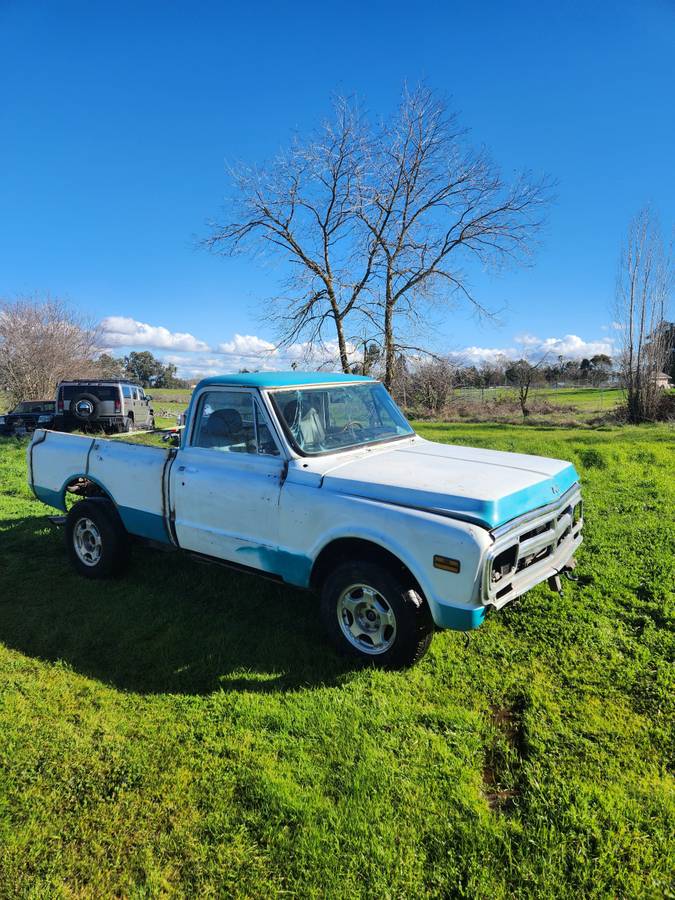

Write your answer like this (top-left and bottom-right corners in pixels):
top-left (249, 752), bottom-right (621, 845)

top-left (340, 420), bottom-right (363, 432)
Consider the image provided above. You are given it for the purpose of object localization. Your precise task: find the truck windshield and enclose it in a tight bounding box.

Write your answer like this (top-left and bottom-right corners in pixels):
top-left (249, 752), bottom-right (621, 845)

top-left (271, 382), bottom-right (414, 455)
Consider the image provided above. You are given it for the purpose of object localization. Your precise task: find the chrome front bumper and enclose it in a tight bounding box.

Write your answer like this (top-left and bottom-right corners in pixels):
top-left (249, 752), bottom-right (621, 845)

top-left (481, 484), bottom-right (583, 609)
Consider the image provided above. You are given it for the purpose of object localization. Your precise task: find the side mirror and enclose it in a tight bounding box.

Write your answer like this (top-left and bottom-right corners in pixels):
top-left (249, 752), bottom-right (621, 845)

top-left (146, 395), bottom-right (152, 402)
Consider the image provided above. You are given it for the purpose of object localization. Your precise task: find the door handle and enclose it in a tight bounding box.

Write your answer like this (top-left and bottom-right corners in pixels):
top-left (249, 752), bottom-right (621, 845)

top-left (177, 465), bottom-right (198, 473)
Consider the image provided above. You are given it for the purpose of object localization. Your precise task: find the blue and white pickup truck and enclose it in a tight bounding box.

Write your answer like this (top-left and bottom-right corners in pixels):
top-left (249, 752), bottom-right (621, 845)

top-left (28, 373), bottom-right (583, 667)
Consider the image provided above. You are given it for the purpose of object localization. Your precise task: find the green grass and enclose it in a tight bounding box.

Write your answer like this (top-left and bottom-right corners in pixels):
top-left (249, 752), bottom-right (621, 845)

top-left (0, 423), bottom-right (673, 897)
top-left (530, 386), bottom-right (622, 409)
top-left (454, 386), bottom-right (623, 409)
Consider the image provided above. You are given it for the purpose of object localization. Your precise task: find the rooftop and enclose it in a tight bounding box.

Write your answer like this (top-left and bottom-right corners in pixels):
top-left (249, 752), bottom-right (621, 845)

top-left (195, 371), bottom-right (376, 390)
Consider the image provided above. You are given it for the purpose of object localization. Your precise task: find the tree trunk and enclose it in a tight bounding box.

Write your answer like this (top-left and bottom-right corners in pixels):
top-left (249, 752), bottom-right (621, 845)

top-left (383, 273), bottom-right (395, 389)
top-left (334, 314), bottom-right (350, 373)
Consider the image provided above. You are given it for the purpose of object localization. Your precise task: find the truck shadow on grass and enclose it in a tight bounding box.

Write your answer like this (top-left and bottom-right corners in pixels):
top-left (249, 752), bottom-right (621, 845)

top-left (0, 515), bottom-right (356, 695)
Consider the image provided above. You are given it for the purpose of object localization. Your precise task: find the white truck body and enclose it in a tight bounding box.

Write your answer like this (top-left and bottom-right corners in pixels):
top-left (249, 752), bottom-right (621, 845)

top-left (28, 373), bottom-right (583, 632)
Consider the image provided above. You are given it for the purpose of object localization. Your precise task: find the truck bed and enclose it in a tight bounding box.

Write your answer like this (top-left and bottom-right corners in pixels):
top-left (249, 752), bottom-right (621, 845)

top-left (29, 430), bottom-right (175, 544)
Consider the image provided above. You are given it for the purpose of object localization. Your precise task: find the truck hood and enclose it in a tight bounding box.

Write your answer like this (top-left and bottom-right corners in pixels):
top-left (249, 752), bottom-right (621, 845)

top-left (318, 437), bottom-right (579, 529)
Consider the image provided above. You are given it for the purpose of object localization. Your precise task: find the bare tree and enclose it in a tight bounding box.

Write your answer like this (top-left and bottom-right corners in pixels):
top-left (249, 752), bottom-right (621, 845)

top-left (413, 356), bottom-right (457, 415)
top-left (505, 357), bottom-right (548, 417)
top-left (205, 87), bottom-right (551, 382)
top-left (204, 100), bottom-right (376, 371)
top-left (358, 86), bottom-right (552, 387)
top-left (0, 298), bottom-right (99, 405)
top-left (615, 208), bottom-right (672, 423)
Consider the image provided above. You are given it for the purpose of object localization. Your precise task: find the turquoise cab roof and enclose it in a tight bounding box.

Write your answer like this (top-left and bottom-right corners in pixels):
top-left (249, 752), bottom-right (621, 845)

top-left (194, 371), bottom-right (376, 391)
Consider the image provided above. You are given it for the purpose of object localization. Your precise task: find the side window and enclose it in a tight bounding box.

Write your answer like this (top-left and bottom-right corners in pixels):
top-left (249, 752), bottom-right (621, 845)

top-left (122, 386), bottom-right (132, 399)
top-left (255, 401), bottom-right (280, 456)
top-left (192, 390), bottom-right (257, 453)
top-left (132, 387), bottom-right (140, 401)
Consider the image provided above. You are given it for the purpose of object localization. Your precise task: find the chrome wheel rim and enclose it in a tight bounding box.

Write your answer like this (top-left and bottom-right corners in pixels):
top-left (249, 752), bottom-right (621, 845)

top-left (337, 583), bottom-right (397, 655)
top-left (73, 517), bottom-right (102, 566)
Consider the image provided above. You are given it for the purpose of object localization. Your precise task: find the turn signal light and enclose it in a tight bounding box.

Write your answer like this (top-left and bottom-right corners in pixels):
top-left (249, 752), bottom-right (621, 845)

top-left (433, 555), bottom-right (461, 573)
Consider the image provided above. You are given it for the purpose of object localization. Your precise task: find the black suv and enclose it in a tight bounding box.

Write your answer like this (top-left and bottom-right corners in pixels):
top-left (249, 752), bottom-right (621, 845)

top-left (54, 380), bottom-right (155, 434)
top-left (0, 400), bottom-right (56, 436)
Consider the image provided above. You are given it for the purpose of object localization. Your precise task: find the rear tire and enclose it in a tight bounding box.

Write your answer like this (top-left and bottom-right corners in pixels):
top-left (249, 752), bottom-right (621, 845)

top-left (320, 560), bottom-right (434, 668)
top-left (65, 499), bottom-right (129, 579)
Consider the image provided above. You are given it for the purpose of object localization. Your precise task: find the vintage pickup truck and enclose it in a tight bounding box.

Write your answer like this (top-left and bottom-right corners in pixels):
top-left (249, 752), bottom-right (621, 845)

top-left (27, 373), bottom-right (583, 667)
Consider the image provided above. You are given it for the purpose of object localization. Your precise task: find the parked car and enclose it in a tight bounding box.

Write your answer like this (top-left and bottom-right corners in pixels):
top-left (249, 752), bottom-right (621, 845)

top-left (0, 400), bottom-right (56, 436)
top-left (28, 372), bottom-right (583, 668)
top-left (54, 379), bottom-right (155, 433)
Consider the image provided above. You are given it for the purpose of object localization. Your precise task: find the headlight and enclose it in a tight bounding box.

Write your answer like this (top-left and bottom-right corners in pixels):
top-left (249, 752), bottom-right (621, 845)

top-left (38, 415), bottom-right (51, 423)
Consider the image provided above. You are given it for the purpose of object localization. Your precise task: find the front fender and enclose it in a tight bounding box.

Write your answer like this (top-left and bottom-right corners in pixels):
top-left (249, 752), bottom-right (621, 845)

top-left (281, 486), bottom-right (492, 630)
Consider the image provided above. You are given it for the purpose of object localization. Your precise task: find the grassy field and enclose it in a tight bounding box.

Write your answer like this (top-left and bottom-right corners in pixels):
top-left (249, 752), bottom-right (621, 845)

top-left (0, 423), bottom-right (673, 897)
top-left (452, 385), bottom-right (623, 410)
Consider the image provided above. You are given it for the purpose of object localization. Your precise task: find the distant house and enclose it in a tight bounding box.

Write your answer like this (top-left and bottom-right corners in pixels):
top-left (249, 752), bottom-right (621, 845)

top-left (655, 372), bottom-right (673, 390)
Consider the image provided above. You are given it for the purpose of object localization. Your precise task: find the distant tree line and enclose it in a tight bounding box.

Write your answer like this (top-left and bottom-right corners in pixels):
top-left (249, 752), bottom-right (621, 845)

top-left (96, 350), bottom-right (191, 389)
top-left (343, 343), bottom-right (618, 416)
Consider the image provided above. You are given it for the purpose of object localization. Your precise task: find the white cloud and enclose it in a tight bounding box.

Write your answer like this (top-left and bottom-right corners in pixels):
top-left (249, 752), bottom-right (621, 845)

top-left (455, 346), bottom-right (518, 364)
top-left (514, 333), bottom-right (615, 359)
top-left (216, 333), bottom-right (276, 356)
top-left (100, 316), bottom-right (210, 352)
top-left (449, 333), bottom-right (616, 366)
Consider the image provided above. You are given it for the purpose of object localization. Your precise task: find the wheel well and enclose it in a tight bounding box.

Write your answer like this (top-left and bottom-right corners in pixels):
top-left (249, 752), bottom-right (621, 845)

top-left (310, 537), bottom-right (424, 596)
top-left (64, 476), bottom-right (114, 504)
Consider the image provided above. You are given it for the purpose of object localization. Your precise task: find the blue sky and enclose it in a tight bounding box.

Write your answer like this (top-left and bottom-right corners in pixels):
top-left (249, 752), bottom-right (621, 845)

top-left (2, 0), bottom-right (673, 375)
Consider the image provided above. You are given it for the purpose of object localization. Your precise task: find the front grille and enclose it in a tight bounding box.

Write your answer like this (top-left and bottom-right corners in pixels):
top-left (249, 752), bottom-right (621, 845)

top-left (482, 485), bottom-right (583, 608)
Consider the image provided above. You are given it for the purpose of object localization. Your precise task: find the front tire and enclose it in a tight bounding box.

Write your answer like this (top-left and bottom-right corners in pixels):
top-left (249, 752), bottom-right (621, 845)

top-left (320, 560), bottom-right (434, 668)
top-left (65, 499), bottom-right (129, 578)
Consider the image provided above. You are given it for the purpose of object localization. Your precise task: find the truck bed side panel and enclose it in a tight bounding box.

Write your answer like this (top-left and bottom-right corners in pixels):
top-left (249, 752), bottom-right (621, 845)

top-left (29, 430), bottom-right (173, 544)
top-left (86, 440), bottom-right (172, 543)
top-left (29, 430), bottom-right (94, 510)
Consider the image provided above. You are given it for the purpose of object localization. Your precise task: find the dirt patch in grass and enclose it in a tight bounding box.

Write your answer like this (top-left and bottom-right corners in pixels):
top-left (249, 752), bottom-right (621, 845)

top-left (483, 699), bottom-right (527, 813)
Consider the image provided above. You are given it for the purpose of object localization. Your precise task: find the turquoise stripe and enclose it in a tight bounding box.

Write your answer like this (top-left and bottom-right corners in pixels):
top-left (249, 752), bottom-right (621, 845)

top-left (490, 464), bottom-right (579, 528)
top-left (433, 603), bottom-right (487, 630)
top-left (32, 484), bottom-right (66, 511)
top-left (195, 372), bottom-right (373, 390)
top-left (117, 506), bottom-right (171, 543)
top-left (32, 479), bottom-right (171, 544)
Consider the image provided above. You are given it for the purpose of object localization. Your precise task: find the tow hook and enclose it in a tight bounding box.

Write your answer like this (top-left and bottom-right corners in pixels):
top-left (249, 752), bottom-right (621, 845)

top-left (562, 557), bottom-right (579, 582)
top-left (548, 558), bottom-right (579, 596)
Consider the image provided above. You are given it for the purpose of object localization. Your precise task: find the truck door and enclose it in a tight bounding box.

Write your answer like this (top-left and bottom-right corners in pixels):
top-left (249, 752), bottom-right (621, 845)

top-left (170, 387), bottom-right (285, 571)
